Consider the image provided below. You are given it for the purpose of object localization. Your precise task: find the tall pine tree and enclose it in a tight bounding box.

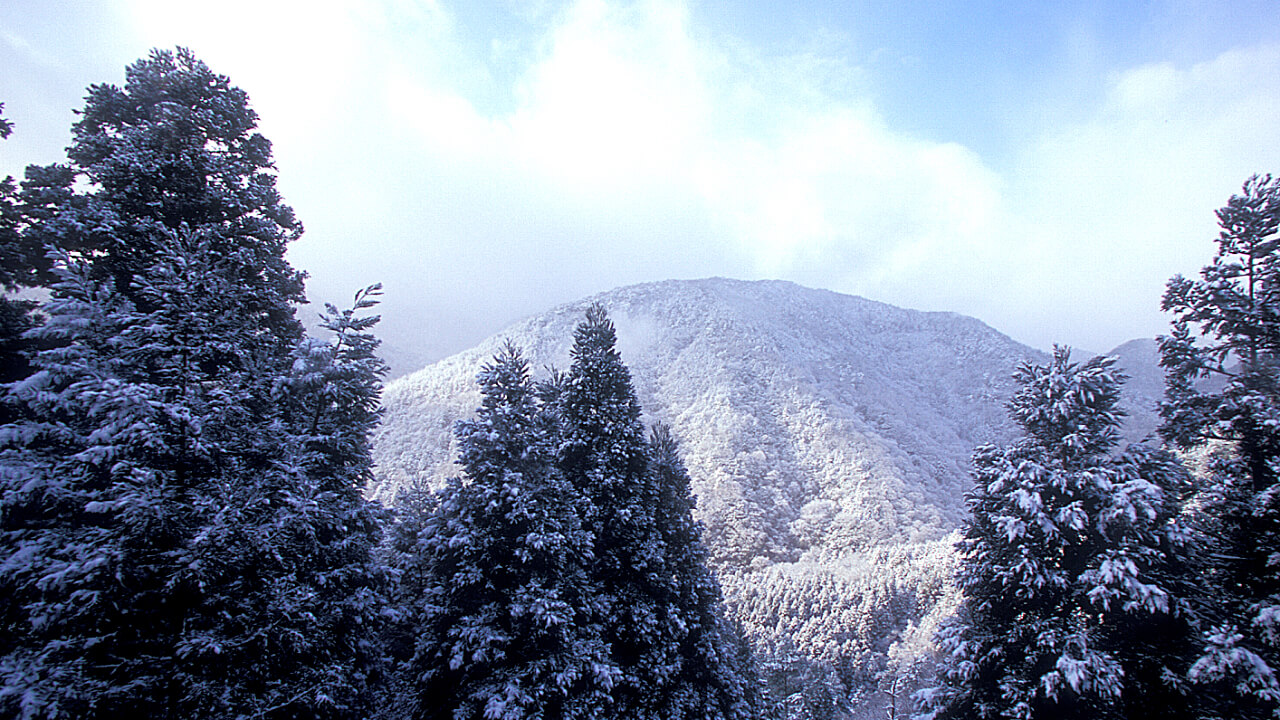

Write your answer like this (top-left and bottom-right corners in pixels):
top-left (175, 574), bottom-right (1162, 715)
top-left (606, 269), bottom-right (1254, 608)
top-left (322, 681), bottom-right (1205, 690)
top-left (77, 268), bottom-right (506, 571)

top-left (553, 304), bottom-right (673, 717)
top-left (550, 304), bottom-right (764, 719)
top-left (407, 342), bottom-right (610, 720)
top-left (918, 348), bottom-right (1198, 720)
top-left (648, 423), bottom-right (766, 720)
top-left (1160, 174), bottom-right (1280, 717)
top-left (0, 49), bottom-right (387, 719)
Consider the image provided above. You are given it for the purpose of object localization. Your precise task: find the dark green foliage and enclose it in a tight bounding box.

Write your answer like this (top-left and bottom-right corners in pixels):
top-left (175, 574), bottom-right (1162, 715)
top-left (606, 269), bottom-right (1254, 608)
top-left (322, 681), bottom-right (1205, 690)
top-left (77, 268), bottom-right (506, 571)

top-left (405, 342), bottom-right (609, 720)
top-left (0, 101), bottom-right (24, 290)
top-left (1160, 174), bottom-right (1280, 717)
top-left (0, 51), bottom-right (387, 719)
top-left (919, 348), bottom-right (1198, 720)
top-left (0, 102), bottom-right (40, 405)
top-left (377, 481), bottom-right (439, 720)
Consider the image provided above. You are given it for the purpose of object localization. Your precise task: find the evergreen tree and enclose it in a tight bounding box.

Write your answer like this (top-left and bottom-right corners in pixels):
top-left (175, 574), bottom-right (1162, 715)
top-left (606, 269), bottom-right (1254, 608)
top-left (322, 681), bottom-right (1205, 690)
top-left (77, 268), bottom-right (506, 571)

top-left (0, 50), bottom-right (386, 719)
top-left (648, 424), bottom-right (765, 720)
top-left (548, 305), bottom-right (765, 718)
top-left (377, 480), bottom-right (439, 720)
top-left (553, 304), bottom-right (672, 717)
top-left (0, 102), bottom-right (40, 404)
top-left (918, 348), bottom-right (1197, 720)
top-left (1160, 174), bottom-right (1280, 717)
top-left (409, 342), bottom-right (609, 720)
top-left (20, 47), bottom-right (304, 328)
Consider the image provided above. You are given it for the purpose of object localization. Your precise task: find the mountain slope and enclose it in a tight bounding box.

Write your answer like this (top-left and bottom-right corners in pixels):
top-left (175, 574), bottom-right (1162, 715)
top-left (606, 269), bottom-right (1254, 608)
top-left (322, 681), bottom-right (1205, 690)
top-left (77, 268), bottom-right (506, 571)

top-left (373, 278), bottom-right (1042, 563)
top-left (371, 278), bottom-right (1170, 704)
top-left (1106, 337), bottom-right (1165, 442)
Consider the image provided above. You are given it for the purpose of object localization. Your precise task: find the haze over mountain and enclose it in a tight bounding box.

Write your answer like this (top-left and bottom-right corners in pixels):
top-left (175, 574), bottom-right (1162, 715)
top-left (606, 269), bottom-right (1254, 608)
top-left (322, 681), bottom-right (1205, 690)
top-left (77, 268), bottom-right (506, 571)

top-left (370, 277), bottom-right (1162, 683)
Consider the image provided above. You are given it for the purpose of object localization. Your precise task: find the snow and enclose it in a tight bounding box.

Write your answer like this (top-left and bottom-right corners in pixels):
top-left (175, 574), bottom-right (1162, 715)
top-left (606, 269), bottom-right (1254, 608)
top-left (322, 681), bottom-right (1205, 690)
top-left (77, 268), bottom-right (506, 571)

top-left (370, 277), bottom-right (1165, 698)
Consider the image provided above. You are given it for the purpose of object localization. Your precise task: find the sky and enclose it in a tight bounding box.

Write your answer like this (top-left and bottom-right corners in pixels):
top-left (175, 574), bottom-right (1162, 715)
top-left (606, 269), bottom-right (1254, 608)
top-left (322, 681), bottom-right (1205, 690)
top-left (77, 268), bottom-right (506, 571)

top-left (2, 1), bottom-right (1279, 374)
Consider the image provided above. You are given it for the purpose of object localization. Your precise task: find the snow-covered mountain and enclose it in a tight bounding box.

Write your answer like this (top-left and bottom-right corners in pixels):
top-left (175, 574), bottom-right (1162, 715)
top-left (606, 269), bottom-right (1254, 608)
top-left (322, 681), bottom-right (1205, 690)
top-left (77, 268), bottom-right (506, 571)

top-left (370, 278), bottom-right (1161, 679)
top-left (1108, 338), bottom-right (1166, 443)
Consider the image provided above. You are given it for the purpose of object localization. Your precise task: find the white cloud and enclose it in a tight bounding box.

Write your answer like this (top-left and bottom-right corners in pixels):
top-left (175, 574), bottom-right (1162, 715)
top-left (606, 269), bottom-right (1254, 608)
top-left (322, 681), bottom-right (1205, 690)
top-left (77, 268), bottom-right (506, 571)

top-left (1001, 43), bottom-right (1280, 350)
top-left (375, 0), bottom-right (1005, 301)
top-left (89, 1), bottom-right (1280, 367)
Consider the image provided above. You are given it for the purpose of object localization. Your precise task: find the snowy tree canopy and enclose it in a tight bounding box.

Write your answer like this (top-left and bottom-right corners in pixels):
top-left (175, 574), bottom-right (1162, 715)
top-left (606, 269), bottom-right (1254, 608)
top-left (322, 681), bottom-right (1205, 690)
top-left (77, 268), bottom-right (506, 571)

top-left (1161, 174), bottom-right (1280, 719)
top-left (918, 348), bottom-right (1199, 720)
top-left (403, 341), bottom-right (609, 720)
top-left (394, 311), bottom-right (766, 720)
top-left (0, 49), bottom-right (388, 720)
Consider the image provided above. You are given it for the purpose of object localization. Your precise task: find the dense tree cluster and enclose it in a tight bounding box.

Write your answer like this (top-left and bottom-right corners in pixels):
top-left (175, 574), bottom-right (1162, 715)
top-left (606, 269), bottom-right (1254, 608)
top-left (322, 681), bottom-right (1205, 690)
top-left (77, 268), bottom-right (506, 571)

top-left (0, 49), bottom-right (387, 719)
top-left (0, 49), bottom-right (762, 720)
top-left (390, 310), bottom-right (764, 720)
top-left (918, 175), bottom-right (1280, 720)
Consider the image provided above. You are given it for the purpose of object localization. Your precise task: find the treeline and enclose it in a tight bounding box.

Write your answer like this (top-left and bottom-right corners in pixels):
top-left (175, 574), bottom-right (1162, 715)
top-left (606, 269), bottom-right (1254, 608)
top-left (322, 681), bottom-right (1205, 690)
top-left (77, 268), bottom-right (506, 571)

top-left (0, 49), bottom-right (764, 719)
top-left (917, 173), bottom-right (1280, 719)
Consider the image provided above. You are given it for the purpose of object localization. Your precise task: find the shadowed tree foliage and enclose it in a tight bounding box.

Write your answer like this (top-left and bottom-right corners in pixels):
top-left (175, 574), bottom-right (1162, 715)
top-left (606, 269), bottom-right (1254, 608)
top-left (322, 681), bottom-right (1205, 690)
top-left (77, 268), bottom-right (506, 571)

top-left (396, 309), bottom-right (766, 720)
top-left (549, 305), bottom-right (763, 719)
top-left (405, 342), bottom-right (608, 720)
top-left (649, 423), bottom-right (767, 720)
top-left (0, 102), bottom-right (41, 410)
top-left (1160, 173), bottom-right (1280, 718)
top-left (0, 50), bottom-right (387, 720)
top-left (918, 348), bottom-right (1199, 720)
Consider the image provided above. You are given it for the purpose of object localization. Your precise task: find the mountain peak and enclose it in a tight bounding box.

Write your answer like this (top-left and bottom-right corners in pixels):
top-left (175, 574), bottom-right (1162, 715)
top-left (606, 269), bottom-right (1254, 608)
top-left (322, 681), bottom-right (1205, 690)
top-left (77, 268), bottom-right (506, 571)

top-left (371, 278), bottom-right (1165, 689)
top-left (376, 278), bottom-right (1040, 557)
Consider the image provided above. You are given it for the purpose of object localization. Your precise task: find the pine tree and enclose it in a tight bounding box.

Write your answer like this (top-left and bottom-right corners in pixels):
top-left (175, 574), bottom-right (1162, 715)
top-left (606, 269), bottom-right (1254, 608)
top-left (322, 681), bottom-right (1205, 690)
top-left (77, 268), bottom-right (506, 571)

top-left (210, 282), bottom-right (389, 718)
top-left (21, 47), bottom-right (304, 330)
top-left (406, 310), bottom-right (764, 719)
top-left (1160, 174), bottom-right (1280, 717)
top-left (408, 342), bottom-right (610, 720)
top-left (552, 304), bottom-right (673, 717)
top-left (917, 348), bottom-right (1198, 720)
top-left (648, 424), bottom-right (766, 720)
top-left (377, 480), bottom-right (439, 720)
top-left (546, 305), bottom-right (766, 718)
top-left (0, 50), bottom-right (386, 719)
top-left (0, 102), bottom-right (40, 405)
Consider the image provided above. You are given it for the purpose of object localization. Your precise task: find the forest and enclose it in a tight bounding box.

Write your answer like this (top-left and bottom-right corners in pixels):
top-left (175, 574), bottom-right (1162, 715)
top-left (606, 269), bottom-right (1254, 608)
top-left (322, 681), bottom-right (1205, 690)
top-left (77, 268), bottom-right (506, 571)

top-left (2, 48), bottom-right (1280, 720)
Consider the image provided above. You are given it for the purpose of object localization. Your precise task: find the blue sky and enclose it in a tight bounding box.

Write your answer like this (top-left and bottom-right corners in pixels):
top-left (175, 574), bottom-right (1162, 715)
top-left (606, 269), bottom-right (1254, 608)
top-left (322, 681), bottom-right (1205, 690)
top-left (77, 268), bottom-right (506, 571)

top-left (2, 1), bottom-right (1279, 372)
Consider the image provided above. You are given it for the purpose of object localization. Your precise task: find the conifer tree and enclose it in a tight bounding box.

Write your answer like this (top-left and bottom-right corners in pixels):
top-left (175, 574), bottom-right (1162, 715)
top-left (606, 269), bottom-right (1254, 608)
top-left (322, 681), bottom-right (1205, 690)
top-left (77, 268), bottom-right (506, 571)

top-left (376, 480), bottom-right (438, 720)
top-left (0, 102), bottom-right (40, 404)
top-left (409, 342), bottom-right (610, 720)
top-left (546, 305), bottom-right (766, 718)
top-left (553, 304), bottom-right (672, 717)
top-left (1160, 174), bottom-right (1280, 717)
top-left (21, 47), bottom-right (304, 331)
top-left (918, 348), bottom-right (1197, 720)
top-left (648, 424), bottom-right (766, 720)
top-left (0, 50), bottom-right (386, 719)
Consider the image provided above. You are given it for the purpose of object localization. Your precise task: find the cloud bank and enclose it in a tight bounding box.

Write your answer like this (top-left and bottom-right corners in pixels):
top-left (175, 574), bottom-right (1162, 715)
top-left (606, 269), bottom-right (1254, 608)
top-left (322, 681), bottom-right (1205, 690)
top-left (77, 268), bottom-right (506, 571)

top-left (10, 0), bottom-right (1280, 370)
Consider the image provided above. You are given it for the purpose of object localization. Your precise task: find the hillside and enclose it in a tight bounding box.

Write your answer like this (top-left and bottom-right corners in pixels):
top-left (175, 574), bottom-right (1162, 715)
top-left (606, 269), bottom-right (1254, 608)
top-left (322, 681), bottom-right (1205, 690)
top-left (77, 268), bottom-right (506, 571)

top-left (370, 278), bottom-right (1161, 700)
top-left (374, 279), bottom-right (1043, 552)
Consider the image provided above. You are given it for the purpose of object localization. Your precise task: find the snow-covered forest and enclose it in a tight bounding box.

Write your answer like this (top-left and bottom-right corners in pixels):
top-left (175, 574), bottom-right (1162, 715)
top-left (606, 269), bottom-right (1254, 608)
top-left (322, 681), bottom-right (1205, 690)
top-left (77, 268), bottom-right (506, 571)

top-left (4, 48), bottom-right (1280, 720)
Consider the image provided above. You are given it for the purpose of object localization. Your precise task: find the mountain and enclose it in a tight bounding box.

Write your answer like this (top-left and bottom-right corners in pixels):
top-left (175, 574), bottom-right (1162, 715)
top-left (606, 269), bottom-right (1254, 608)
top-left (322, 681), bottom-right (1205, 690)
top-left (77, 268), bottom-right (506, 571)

top-left (1107, 337), bottom-right (1165, 442)
top-left (374, 279), bottom-right (1044, 552)
top-left (370, 278), bottom-right (1161, 701)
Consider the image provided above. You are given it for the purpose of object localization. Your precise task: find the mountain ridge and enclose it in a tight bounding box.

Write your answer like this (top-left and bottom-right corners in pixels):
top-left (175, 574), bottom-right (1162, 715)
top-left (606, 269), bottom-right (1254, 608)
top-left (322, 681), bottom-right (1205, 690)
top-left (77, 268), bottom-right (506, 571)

top-left (373, 278), bottom-right (1048, 559)
top-left (370, 277), bottom-right (1164, 697)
